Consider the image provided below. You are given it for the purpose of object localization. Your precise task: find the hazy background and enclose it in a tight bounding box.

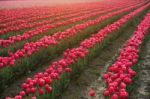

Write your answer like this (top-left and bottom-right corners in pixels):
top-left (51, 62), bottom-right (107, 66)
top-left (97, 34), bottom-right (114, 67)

top-left (0, 0), bottom-right (101, 9)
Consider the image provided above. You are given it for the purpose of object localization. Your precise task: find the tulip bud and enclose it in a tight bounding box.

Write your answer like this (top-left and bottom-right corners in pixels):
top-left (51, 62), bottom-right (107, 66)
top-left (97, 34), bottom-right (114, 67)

top-left (45, 85), bottom-right (53, 93)
top-left (120, 82), bottom-right (126, 89)
top-left (119, 91), bottom-right (129, 99)
top-left (104, 90), bottom-right (110, 96)
top-left (89, 89), bottom-right (96, 97)
top-left (5, 97), bottom-right (11, 99)
top-left (124, 77), bottom-right (132, 85)
top-left (45, 77), bottom-right (52, 84)
top-left (39, 89), bottom-right (44, 95)
top-left (65, 68), bottom-right (72, 73)
top-left (103, 73), bottom-right (109, 79)
top-left (31, 87), bottom-right (36, 94)
top-left (38, 78), bottom-right (45, 87)
top-left (109, 86), bottom-right (115, 94)
top-left (111, 94), bottom-right (119, 99)
top-left (31, 96), bottom-right (37, 99)
top-left (14, 95), bottom-right (22, 99)
top-left (19, 91), bottom-right (26, 97)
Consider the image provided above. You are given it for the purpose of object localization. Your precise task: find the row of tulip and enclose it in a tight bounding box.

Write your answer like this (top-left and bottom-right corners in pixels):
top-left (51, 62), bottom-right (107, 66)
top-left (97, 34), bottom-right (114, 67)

top-left (0, 2), bottom-right (102, 24)
top-left (0, 0), bottom-right (137, 24)
top-left (0, 13), bottom-right (122, 96)
top-left (0, 6), bottom-right (107, 37)
top-left (5, 3), bottom-right (150, 99)
top-left (0, 1), bottom-right (145, 69)
top-left (0, 4), bottom-right (103, 29)
top-left (0, 0), bottom-right (142, 40)
top-left (0, 2), bottom-right (142, 95)
top-left (103, 12), bottom-right (150, 99)
top-left (1, 3), bottom-right (144, 56)
top-left (0, 0), bottom-right (139, 39)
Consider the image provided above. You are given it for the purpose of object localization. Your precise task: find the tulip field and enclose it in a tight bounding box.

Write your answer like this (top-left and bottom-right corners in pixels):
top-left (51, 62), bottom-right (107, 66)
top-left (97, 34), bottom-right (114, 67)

top-left (0, 0), bottom-right (150, 99)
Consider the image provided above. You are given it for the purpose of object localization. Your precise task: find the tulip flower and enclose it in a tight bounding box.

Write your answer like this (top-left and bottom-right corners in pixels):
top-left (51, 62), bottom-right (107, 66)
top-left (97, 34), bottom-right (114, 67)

top-left (19, 91), bottom-right (26, 97)
top-left (103, 9), bottom-right (150, 99)
top-left (104, 90), bottom-right (110, 96)
top-left (5, 2), bottom-right (150, 99)
top-left (39, 89), bottom-right (45, 95)
top-left (31, 96), bottom-right (37, 99)
top-left (112, 94), bottom-right (119, 99)
top-left (89, 89), bottom-right (96, 97)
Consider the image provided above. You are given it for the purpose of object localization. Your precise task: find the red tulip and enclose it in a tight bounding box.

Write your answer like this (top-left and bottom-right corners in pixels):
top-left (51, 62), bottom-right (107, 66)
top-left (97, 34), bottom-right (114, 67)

top-left (65, 68), bottom-right (72, 73)
top-left (38, 78), bottom-right (45, 87)
top-left (45, 77), bottom-right (52, 84)
top-left (26, 78), bottom-right (32, 84)
top-left (104, 90), bottom-right (110, 96)
top-left (89, 89), bottom-right (96, 97)
top-left (59, 60), bottom-right (68, 68)
top-left (39, 89), bottom-right (44, 95)
top-left (5, 97), bottom-right (11, 99)
top-left (0, 63), bottom-right (4, 68)
top-left (21, 83), bottom-right (28, 89)
top-left (109, 86), bottom-right (115, 94)
top-left (45, 84), bottom-right (53, 93)
top-left (124, 77), bottom-right (132, 85)
top-left (103, 73), bottom-right (109, 79)
top-left (31, 96), bottom-right (37, 99)
top-left (111, 94), bottom-right (119, 99)
top-left (14, 95), bottom-right (22, 99)
top-left (19, 91), bottom-right (26, 97)
top-left (120, 82), bottom-right (126, 89)
top-left (31, 87), bottom-right (37, 93)
top-left (119, 91), bottom-right (128, 99)
top-left (26, 88), bottom-right (31, 94)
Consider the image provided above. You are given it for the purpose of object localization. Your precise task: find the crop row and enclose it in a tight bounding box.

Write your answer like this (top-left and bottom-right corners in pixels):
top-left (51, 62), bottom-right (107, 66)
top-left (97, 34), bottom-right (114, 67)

top-left (0, 2), bottom-right (102, 24)
top-left (103, 10), bottom-right (150, 99)
top-left (0, 0), bottom-right (141, 45)
top-left (0, 5), bottom-right (105, 33)
top-left (0, 0), bottom-right (146, 96)
top-left (0, 1), bottom-right (145, 70)
top-left (0, 6), bottom-right (112, 37)
top-left (5, 2), bottom-right (150, 99)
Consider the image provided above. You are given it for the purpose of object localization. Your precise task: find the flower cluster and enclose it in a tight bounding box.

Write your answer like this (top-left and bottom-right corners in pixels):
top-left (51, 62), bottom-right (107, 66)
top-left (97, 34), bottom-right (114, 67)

top-left (0, 36), bottom-right (57, 68)
top-left (103, 12), bottom-right (150, 99)
top-left (0, 5), bottom-right (104, 35)
top-left (0, 1), bottom-right (133, 47)
top-left (0, 1), bottom-right (143, 69)
top-left (0, 2), bottom-right (102, 24)
top-left (5, 2), bottom-right (149, 99)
